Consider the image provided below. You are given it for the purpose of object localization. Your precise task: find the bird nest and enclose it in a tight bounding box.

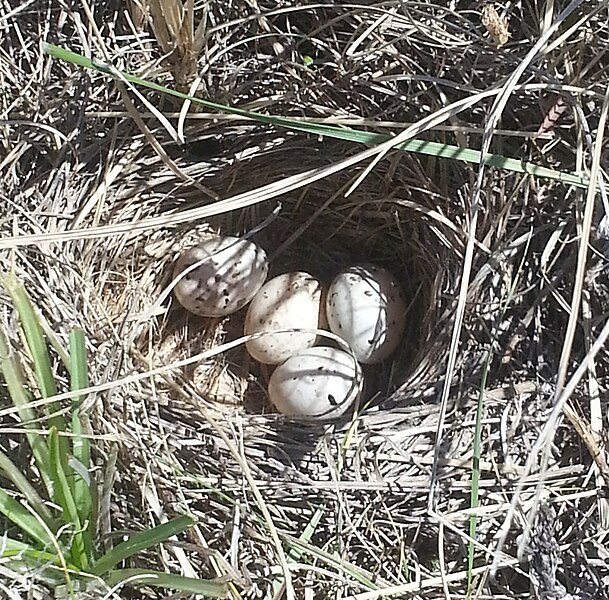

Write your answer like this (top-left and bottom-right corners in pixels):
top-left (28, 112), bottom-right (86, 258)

top-left (2, 1), bottom-right (609, 598)
top-left (149, 136), bottom-right (445, 409)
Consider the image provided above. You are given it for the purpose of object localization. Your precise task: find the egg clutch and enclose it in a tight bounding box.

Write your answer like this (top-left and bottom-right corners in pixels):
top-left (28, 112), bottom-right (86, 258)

top-left (173, 235), bottom-right (407, 420)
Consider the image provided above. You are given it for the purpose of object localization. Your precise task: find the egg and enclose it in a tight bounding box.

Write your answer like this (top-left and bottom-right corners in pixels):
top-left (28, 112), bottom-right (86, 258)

top-left (268, 347), bottom-right (362, 419)
top-left (326, 264), bottom-right (406, 364)
top-left (245, 272), bottom-right (324, 364)
top-left (173, 236), bottom-right (268, 317)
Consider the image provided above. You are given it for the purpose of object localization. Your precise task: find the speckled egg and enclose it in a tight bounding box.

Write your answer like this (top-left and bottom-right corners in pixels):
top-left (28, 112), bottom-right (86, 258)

top-left (173, 236), bottom-right (268, 317)
top-left (326, 264), bottom-right (406, 364)
top-left (245, 272), bottom-right (324, 364)
top-left (268, 347), bottom-right (362, 419)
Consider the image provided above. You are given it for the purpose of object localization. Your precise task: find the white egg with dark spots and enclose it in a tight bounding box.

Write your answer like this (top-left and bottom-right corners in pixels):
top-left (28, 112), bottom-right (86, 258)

top-left (173, 236), bottom-right (268, 317)
top-left (268, 347), bottom-right (362, 419)
top-left (245, 272), bottom-right (324, 364)
top-left (326, 264), bottom-right (406, 364)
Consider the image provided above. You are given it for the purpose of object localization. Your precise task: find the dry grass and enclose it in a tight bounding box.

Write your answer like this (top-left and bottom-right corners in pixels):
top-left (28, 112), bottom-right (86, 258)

top-left (2, 0), bottom-right (609, 598)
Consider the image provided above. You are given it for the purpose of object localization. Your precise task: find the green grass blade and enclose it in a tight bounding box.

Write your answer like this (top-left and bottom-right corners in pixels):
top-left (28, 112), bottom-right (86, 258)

top-left (0, 449), bottom-right (56, 529)
top-left (2, 546), bottom-right (81, 590)
top-left (3, 274), bottom-right (58, 401)
top-left (48, 427), bottom-right (91, 570)
top-left (68, 329), bottom-right (92, 527)
top-left (1, 537), bottom-right (78, 571)
top-left (0, 323), bottom-right (52, 495)
top-left (0, 488), bottom-right (55, 549)
top-left (43, 43), bottom-right (598, 193)
top-left (282, 534), bottom-right (378, 590)
top-left (467, 242), bottom-right (528, 594)
top-left (273, 507), bottom-right (324, 596)
top-left (467, 367), bottom-right (486, 593)
top-left (292, 508), bottom-right (323, 562)
top-left (43, 44), bottom-right (345, 137)
top-left (104, 569), bottom-right (227, 597)
top-left (69, 329), bottom-right (88, 458)
top-left (69, 329), bottom-right (88, 438)
top-left (2, 274), bottom-right (71, 479)
top-left (92, 515), bottom-right (196, 576)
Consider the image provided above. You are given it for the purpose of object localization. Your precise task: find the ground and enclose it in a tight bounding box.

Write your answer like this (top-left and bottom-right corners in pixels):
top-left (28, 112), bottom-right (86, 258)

top-left (1, 1), bottom-right (609, 599)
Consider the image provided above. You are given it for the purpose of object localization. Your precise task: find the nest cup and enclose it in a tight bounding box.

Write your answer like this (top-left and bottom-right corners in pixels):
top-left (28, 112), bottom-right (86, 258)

top-left (157, 135), bottom-right (458, 419)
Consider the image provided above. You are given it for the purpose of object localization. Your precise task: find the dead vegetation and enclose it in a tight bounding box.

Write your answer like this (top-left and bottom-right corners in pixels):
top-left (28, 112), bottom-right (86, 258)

top-left (2, 0), bottom-right (609, 598)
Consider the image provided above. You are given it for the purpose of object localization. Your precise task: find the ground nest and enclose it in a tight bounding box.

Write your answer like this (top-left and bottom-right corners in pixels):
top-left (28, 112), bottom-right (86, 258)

top-left (98, 129), bottom-right (598, 598)
top-left (149, 138), bottom-right (444, 420)
top-left (116, 136), bottom-right (481, 595)
top-left (3, 1), bottom-right (609, 598)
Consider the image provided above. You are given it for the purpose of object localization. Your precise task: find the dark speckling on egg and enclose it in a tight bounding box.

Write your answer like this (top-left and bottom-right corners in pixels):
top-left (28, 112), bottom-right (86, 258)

top-left (173, 236), bottom-right (268, 317)
top-left (325, 263), bottom-right (406, 364)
